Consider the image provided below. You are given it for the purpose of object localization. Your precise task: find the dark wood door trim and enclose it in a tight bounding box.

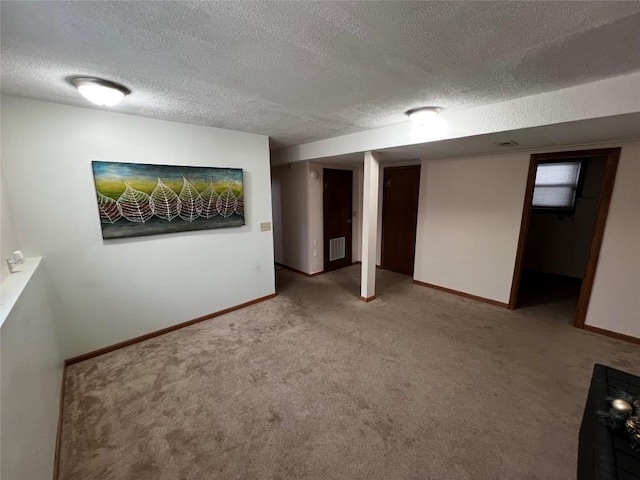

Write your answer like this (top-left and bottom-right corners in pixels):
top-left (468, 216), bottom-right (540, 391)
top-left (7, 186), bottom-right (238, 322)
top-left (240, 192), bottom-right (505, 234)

top-left (508, 148), bottom-right (621, 331)
top-left (52, 364), bottom-right (68, 480)
top-left (583, 325), bottom-right (640, 345)
top-left (508, 159), bottom-right (538, 310)
top-left (414, 279), bottom-right (509, 308)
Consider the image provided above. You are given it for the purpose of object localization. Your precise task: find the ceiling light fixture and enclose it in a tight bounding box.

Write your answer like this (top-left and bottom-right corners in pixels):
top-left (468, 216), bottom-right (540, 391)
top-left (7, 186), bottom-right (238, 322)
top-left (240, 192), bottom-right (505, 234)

top-left (70, 77), bottom-right (131, 107)
top-left (405, 106), bottom-right (442, 125)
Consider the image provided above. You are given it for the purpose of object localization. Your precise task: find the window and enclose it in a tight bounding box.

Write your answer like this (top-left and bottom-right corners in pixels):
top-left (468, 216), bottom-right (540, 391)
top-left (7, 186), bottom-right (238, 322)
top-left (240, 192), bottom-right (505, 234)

top-left (532, 161), bottom-right (582, 211)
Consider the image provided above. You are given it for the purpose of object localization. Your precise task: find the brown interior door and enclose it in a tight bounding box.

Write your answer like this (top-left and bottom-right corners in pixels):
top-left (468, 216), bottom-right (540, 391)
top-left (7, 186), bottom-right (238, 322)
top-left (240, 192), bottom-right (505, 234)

top-left (323, 168), bottom-right (353, 272)
top-left (381, 165), bottom-right (421, 276)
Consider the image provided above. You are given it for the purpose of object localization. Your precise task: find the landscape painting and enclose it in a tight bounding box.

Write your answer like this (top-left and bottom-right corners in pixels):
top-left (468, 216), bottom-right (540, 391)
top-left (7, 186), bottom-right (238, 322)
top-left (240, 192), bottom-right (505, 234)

top-left (92, 161), bottom-right (244, 239)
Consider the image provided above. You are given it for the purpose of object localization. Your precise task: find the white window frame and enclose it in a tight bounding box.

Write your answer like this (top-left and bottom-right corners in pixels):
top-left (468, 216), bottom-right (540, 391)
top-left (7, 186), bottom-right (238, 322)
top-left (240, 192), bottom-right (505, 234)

top-left (532, 160), bottom-right (583, 212)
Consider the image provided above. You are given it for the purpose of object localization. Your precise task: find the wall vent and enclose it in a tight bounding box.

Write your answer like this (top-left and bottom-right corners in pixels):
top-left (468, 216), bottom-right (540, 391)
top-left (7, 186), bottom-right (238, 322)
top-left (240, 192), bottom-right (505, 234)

top-left (329, 237), bottom-right (346, 262)
top-left (494, 140), bottom-right (519, 147)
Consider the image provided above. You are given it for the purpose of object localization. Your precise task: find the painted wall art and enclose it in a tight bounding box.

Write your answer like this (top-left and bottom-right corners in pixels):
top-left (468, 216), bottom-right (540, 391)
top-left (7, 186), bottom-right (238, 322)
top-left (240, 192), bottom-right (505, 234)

top-left (92, 161), bottom-right (244, 239)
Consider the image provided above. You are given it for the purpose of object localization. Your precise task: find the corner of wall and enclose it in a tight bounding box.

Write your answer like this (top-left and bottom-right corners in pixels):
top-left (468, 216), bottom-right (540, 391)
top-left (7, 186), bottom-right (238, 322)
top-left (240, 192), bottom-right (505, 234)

top-left (0, 173), bottom-right (22, 283)
top-left (307, 162), bottom-right (324, 274)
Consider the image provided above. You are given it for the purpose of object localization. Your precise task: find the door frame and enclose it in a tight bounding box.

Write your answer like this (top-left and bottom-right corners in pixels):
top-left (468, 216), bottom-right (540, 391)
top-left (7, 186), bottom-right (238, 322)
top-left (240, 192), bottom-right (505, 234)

top-left (508, 147), bottom-right (621, 329)
top-left (380, 164), bottom-right (421, 275)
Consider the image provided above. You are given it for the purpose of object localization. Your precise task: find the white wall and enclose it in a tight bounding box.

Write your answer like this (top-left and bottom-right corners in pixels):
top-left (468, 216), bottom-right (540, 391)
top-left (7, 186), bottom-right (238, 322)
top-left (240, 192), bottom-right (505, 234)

top-left (413, 143), bottom-right (640, 339)
top-left (271, 174), bottom-right (284, 263)
top-left (414, 152), bottom-right (530, 303)
top-left (1, 258), bottom-right (64, 480)
top-left (1, 96), bottom-right (275, 357)
top-left (270, 163), bottom-right (310, 273)
top-left (585, 145), bottom-right (640, 338)
top-left (0, 174), bottom-right (21, 283)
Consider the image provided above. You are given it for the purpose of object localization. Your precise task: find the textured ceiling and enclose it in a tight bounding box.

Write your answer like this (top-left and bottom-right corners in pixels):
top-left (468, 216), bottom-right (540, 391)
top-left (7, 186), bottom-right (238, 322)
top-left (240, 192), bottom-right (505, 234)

top-left (308, 113), bottom-right (640, 165)
top-left (2, 1), bottom-right (640, 148)
top-left (376, 113), bottom-right (640, 162)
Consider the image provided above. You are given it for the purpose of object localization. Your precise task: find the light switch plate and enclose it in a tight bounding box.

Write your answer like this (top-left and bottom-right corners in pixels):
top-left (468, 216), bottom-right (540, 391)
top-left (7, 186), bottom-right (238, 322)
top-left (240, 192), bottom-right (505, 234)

top-left (260, 222), bottom-right (271, 231)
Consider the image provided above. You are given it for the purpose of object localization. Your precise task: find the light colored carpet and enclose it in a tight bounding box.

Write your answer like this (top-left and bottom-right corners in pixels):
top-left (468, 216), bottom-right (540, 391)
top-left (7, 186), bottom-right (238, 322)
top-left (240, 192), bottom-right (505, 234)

top-left (59, 266), bottom-right (640, 480)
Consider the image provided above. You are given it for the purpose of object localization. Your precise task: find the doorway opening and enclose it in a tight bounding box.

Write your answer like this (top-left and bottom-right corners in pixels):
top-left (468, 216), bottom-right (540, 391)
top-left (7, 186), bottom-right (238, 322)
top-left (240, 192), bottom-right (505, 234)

top-left (323, 168), bottom-right (353, 272)
top-left (509, 148), bottom-right (620, 328)
top-left (381, 165), bottom-right (421, 276)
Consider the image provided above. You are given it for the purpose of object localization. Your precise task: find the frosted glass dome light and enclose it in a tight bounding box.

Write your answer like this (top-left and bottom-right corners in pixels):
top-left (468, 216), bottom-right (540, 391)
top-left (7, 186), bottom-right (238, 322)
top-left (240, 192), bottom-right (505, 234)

top-left (71, 77), bottom-right (130, 107)
top-left (405, 106), bottom-right (442, 125)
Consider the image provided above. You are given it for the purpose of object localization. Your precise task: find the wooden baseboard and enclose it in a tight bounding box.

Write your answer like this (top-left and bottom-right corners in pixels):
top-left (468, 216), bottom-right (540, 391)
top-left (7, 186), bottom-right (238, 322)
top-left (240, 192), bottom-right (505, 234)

top-left (359, 295), bottom-right (376, 302)
top-left (275, 263), bottom-right (324, 277)
top-left (52, 362), bottom-right (67, 480)
top-left (412, 280), bottom-right (509, 308)
top-left (65, 293), bottom-right (278, 366)
top-left (584, 325), bottom-right (640, 345)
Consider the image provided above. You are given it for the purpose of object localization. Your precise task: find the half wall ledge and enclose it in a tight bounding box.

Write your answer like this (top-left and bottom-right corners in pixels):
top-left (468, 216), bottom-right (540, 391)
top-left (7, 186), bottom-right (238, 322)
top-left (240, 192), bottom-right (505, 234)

top-left (1, 256), bottom-right (43, 327)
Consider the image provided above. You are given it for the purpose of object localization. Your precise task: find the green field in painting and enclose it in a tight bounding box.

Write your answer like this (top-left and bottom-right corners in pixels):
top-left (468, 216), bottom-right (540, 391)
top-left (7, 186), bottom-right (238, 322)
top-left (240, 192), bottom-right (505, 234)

top-left (92, 161), bottom-right (244, 199)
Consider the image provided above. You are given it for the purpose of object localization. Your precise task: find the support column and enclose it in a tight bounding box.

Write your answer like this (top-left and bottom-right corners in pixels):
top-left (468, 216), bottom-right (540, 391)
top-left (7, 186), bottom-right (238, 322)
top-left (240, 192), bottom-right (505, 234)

top-left (360, 151), bottom-right (380, 301)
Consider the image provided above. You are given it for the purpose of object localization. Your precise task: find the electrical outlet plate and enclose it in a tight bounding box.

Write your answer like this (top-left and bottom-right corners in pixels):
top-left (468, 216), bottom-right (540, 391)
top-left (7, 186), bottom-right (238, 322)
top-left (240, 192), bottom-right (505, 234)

top-left (260, 222), bottom-right (271, 231)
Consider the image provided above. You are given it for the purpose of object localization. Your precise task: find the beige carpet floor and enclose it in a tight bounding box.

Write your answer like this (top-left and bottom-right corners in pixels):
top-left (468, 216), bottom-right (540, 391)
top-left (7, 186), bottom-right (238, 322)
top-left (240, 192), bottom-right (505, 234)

top-left (59, 266), bottom-right (640, 480)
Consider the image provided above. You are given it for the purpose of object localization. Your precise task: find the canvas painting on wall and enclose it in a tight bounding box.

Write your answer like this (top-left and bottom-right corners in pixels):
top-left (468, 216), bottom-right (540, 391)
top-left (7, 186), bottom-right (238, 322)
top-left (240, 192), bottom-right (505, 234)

top-left (92, 161), bottom-right (244, 239)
